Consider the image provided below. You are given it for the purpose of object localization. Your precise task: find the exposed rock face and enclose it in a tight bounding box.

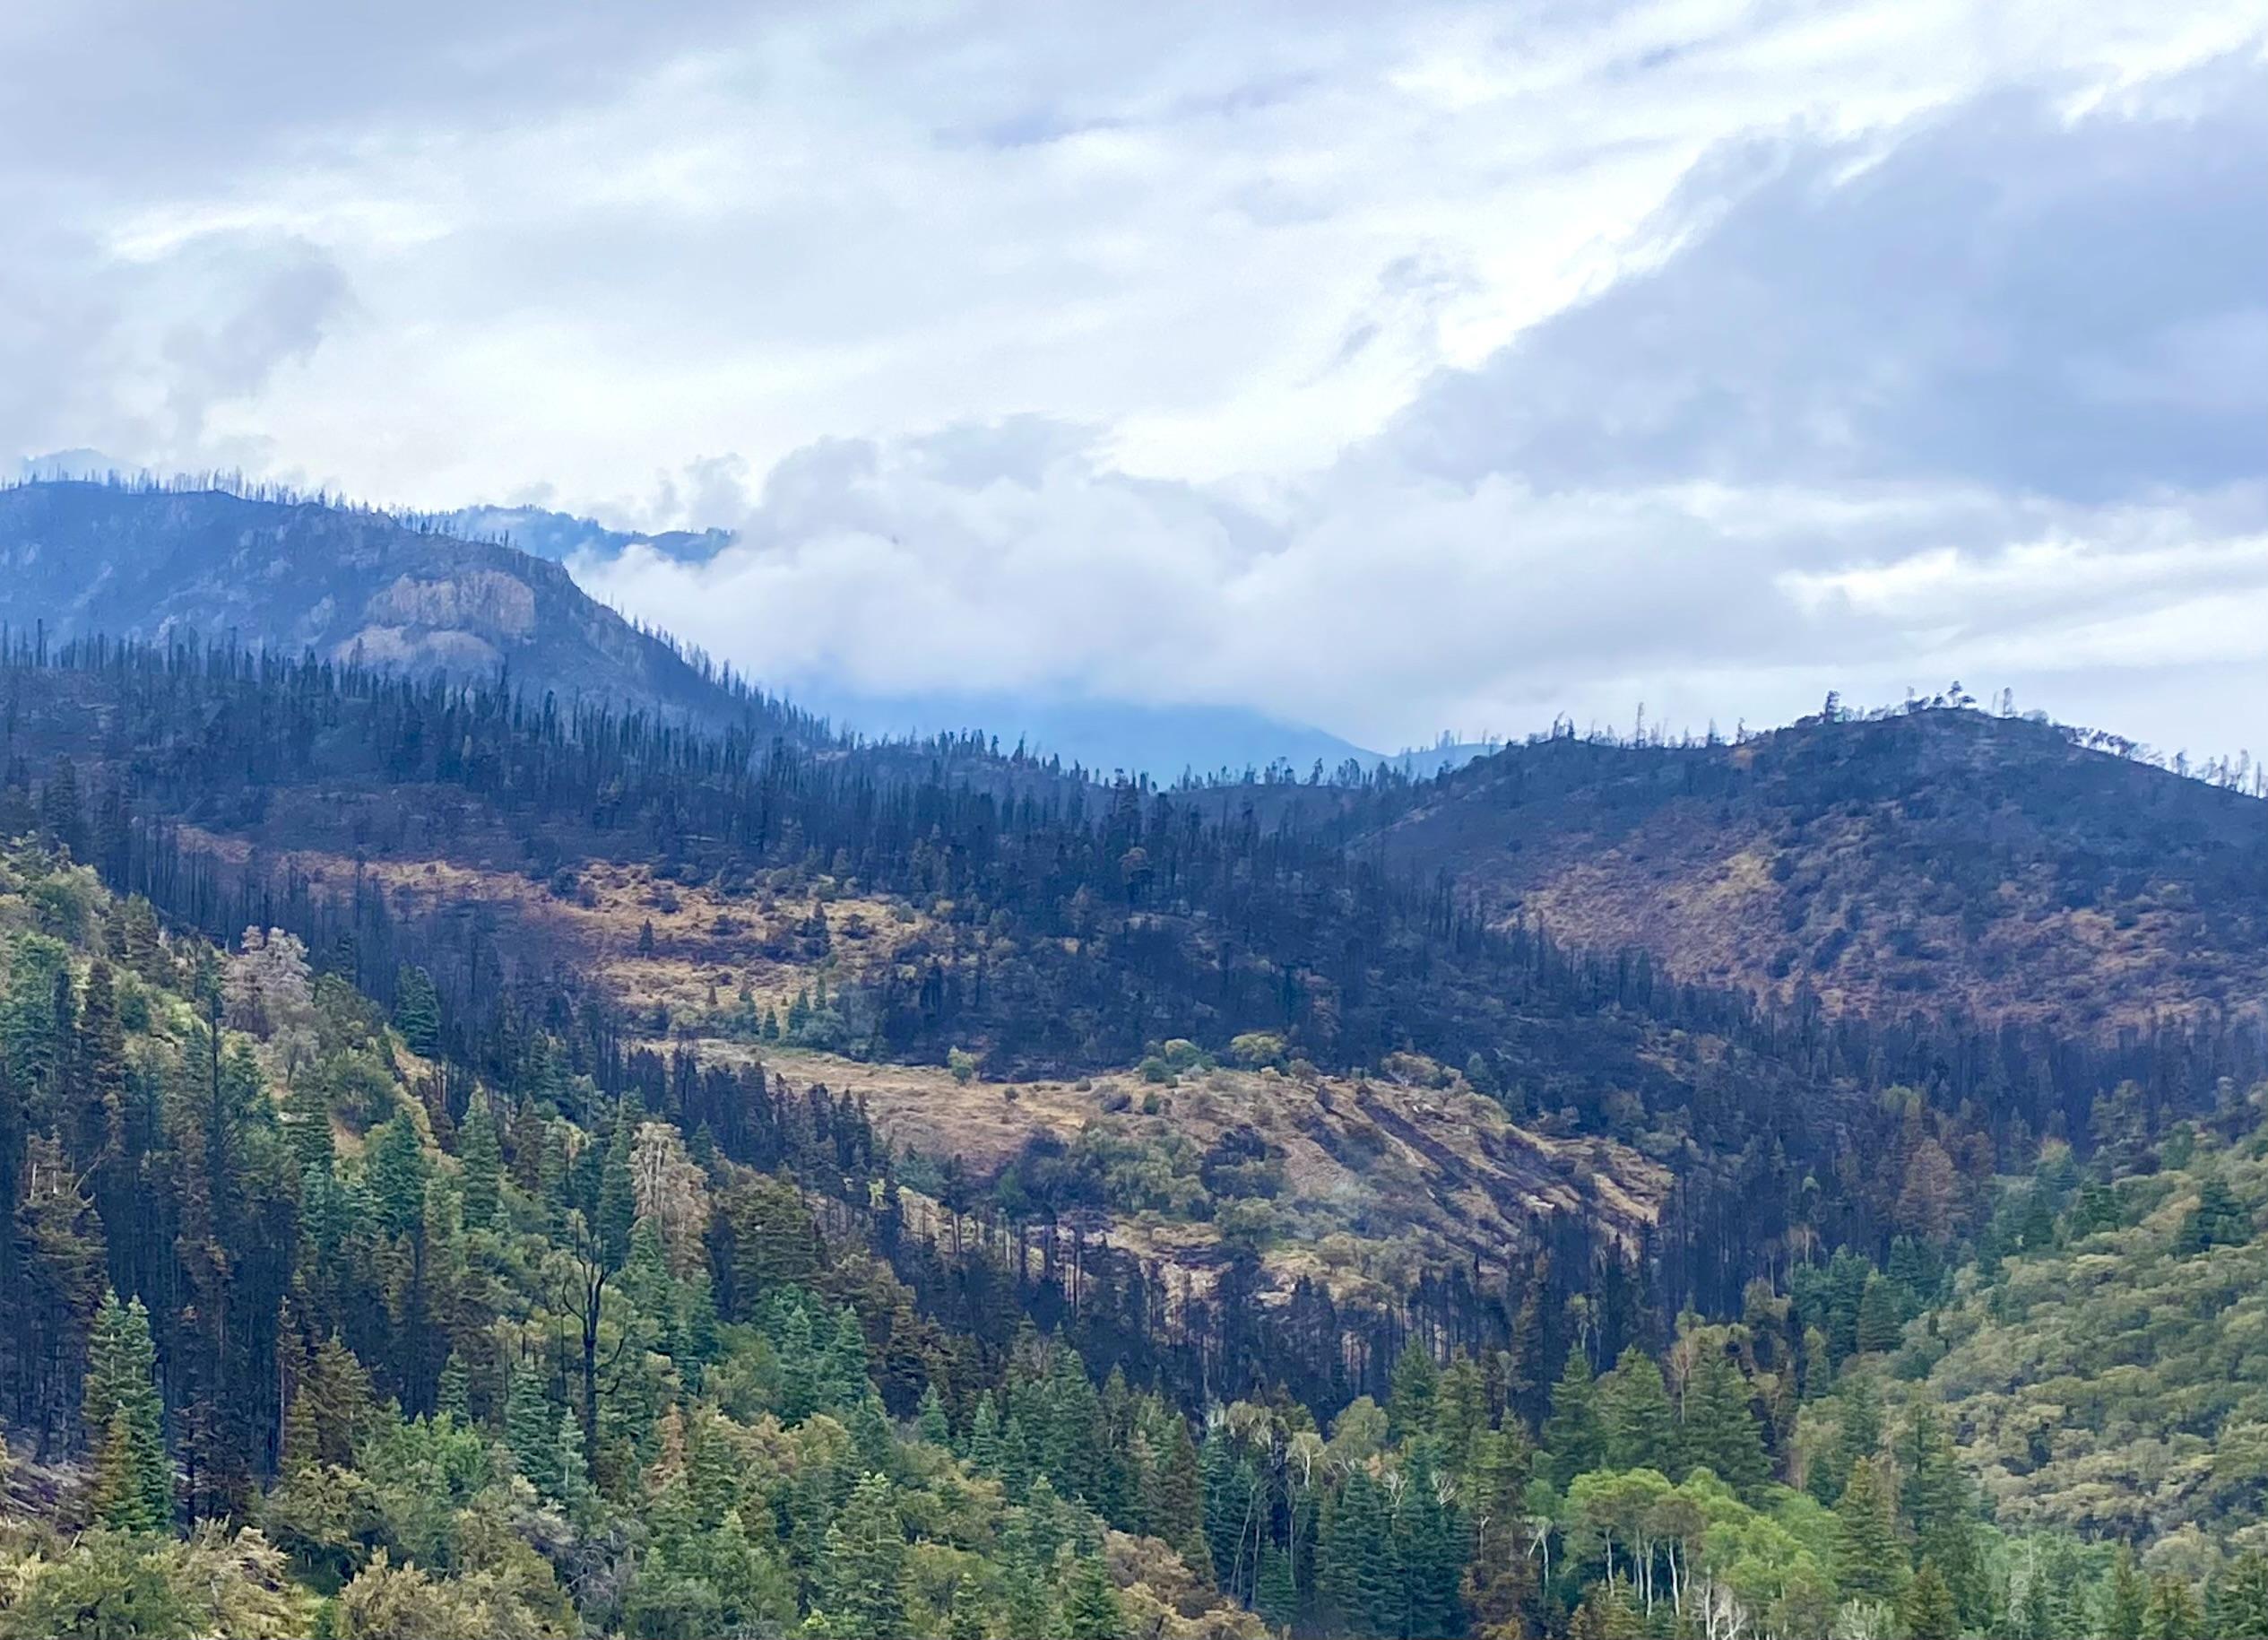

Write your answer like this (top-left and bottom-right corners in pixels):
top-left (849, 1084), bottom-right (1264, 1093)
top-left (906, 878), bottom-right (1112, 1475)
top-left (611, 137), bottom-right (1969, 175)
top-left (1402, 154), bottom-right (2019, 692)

top-left (364, 570), bottom-right (539, 641)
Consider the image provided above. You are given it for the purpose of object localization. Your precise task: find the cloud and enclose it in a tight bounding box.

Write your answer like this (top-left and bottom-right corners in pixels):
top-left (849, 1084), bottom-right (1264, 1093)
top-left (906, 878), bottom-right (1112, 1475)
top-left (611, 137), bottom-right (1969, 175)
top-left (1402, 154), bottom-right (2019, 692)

top-left (576, 61), bottom-right (2268, 759)
top-left (0, 225), bottom-right (351, 468)
top-left (1378, 65), bottom-right (2268, 500)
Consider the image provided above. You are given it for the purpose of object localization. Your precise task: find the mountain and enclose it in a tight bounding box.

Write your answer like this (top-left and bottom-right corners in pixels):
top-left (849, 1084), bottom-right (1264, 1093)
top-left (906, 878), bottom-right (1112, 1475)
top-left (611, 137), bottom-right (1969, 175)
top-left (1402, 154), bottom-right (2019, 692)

top-left (789, 685), bottom-right (1387, 781)
top-left (1359, 707), bottom-right (2268, 1032)
top-left (0, 480), bottom-right (785, 730)
top-left (442, 501), bottom-right (732, 565)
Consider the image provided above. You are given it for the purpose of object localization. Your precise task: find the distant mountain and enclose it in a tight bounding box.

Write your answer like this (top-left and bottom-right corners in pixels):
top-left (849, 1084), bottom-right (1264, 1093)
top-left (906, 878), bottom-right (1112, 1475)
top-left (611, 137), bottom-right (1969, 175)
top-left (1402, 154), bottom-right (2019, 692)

top-left (442, 502), bottom-right (731, 566)
top-left (791, 686), bottom-right (1387, 781)
top-left (1362, 707), bottom-right (2268, 1030)
top-left (0, 480), bottom-right (783, 730)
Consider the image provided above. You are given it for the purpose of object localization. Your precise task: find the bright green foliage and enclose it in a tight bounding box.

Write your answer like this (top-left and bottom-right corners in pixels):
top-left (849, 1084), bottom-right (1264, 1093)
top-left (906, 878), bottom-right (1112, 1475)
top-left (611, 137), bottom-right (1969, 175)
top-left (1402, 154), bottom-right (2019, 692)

top-left (504, 1368), bottom-right (563, 1500)
top-left (2177, 1175), bottom-right (2249, 1254)
top-left (0, 1526), bottom-right (311, 1639)
top-left (2102, 1543), bottom-right (2150, 1638)
top-left (362, 1115), bottom-right (428, 1237)
top-left (916, 1384), bottom-right (950, 1446)
top-left (2209, 1551), bottom-right (2268, 1640)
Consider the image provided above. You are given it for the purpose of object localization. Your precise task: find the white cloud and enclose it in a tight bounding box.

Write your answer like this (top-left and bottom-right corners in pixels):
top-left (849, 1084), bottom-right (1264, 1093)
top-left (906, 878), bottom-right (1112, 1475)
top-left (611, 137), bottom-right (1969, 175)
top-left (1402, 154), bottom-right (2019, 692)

top-left (4, 2), bottom-right (2263, 758)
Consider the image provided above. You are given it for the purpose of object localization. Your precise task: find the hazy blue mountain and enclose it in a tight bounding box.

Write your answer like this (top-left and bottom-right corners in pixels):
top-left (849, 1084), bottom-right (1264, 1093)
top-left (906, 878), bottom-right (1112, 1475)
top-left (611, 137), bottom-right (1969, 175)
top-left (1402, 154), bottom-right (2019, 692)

top-left (443, 502), bottom-right (731, 565)
top-left (792, 686), bottom-right (1382, 781)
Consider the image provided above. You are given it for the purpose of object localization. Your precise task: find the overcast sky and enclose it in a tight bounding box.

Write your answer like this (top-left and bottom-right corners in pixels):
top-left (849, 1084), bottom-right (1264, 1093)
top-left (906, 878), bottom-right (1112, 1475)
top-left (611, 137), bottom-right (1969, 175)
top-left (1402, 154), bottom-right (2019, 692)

top-left (4, 3), bottom-right (2262, 758)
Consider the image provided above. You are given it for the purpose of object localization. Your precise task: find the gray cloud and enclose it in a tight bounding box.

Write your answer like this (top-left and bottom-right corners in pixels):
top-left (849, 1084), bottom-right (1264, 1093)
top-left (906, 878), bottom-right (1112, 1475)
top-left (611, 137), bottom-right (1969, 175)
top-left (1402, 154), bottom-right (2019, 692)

top-left (1, 225), bottom-right (351, 466)
top-left (1380, 65), bottom-right (2268, 500)
top-left (576, 62), bottom-right (2268, 758)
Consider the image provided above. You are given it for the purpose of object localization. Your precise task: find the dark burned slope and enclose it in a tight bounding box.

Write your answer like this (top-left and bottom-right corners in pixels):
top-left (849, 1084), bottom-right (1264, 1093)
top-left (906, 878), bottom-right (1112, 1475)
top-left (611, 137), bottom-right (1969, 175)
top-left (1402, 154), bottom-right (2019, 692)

top-left (1361, 708), bottom-right (2268, 1031)
top-left (0, 480), bottom-right (801, 732)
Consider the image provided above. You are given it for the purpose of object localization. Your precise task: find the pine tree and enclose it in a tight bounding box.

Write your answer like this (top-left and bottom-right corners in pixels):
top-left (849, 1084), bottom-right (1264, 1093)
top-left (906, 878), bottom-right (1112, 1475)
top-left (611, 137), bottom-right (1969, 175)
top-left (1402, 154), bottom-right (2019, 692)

top-left (458, 1093), bottom-right (502, 1229)
top-left (2209, 1551), bottom-right (2268, 1640)
top-left (1152, 1413), bottom-right (1208, 1576)
top-left (506, 1367), bottom-right (564, 1499)
top-left (1434, 1353), bottom-right (1490, 1472)
top-left (364, 1115), bottom-right (428, 1238)
top-left (84, 1289), bottom-right (169, 1532)
top-left (392, 964), bottom-right (441, 1057)
top-left (917, 1384), bottom-right (951, 1446)
top-left (1543, 1348), bottom-right (1607, 1487)
top-left (1399, 1445), bottom-right (1465, 1640)
top-left (1603, 1346), bottom-right (1677, 1474)
top-left (1898, 1404), bottom-right (1979, 1618)
top-left (1679, 1355), bottom-right (1767, 1494)
top-left (2176, 1175), bottom-right (2249, 1255)
top-left (968, 1393), bottom-right (1003, 1476)
top-left (1256, 1540), bottom-right (1298, 1631)
top-left (437, 1350), bottom-right (471, 1424)
top-left (2101, 1543), bottom-right (2149, 1639)
top-left (819, 1473), bottom-right (908, 1639)
top-left (1060, 1550), bottom-right (1127, 1640)
top-left (1811, 1373), bottom-right (1883, 1504)
top-left (1900, 1559), bottom-right (1959, 1640)
top-left (946, 1576), bottom-right (990, 1640)
top-left (1854, 1272), bottom-right (1905, 1353)
top-left (2142, 1574), bottom-right (2203, 1640)
top-left (1833, 1457), bottom-right (1906, 1603)
top-left (1387, 1340), bottom-right (1440, 1443)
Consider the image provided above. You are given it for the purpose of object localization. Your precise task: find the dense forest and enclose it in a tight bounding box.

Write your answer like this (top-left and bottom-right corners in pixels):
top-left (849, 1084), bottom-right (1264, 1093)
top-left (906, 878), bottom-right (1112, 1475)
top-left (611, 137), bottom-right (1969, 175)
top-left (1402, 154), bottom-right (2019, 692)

top-left (1, 633), bottom-right (2264, 1637)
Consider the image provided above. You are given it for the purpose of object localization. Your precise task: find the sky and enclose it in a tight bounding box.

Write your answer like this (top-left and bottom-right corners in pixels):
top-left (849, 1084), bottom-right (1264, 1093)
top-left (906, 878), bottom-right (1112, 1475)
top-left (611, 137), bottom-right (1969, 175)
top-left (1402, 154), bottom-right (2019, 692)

top-left (3, 2), bottom-right (2263, 760)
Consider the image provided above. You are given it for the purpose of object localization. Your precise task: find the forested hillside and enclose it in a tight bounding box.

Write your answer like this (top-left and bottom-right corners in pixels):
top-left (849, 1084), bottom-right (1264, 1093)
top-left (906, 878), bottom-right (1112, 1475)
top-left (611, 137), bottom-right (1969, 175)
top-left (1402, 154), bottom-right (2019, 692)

top-left (1350, 706), bottom-right (2268, 1031)
top-left (1, 631), bottom-right (2265, 1637)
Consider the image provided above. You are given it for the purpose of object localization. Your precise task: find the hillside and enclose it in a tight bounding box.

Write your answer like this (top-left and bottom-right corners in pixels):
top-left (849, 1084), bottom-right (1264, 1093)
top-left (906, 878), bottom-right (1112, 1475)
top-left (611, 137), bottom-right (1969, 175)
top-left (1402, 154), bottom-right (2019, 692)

top-left (0, 481), bottom-right (803, 733)
top-left (1917, 1111), bottom-right (2268, 1550)
top-left (1363, 707), bottom-right (2268, 1031)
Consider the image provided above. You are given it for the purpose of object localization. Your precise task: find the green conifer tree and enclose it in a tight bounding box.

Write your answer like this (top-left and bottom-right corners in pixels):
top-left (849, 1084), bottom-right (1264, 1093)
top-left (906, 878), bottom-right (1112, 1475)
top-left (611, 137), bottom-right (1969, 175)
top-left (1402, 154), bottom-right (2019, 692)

top-left (819, 1473), bottom-right (909, 1639)
top-left (2101, 1543), bottom-right (2149, 1639)
top-left (1680, 1355), bottom-right (1767, 1494)
top-left (1543, 1349), bottom-right (1607, 1488)
top-left (84, 1289), bottom-right (169, 1532)
top-left (458, 1093), bottom-right (502, 1229)
top-left (506, 1367), bottom-right (564, 1499)
top-left (392, 965), bottom-right (441, 1057)
top-left (1603, 1346), bottom-right (1677, 1474)
top-left (1900, 1559), bottom-right (1960, 1640)
top-left (2142, 1574), bottom-right (2203, 1640)
top-left (916, 1384), bottom-right (951, 1447)
top-left (1833, 1457), bottom-right (1907, 1604)
top-left (1060, 1550), bottom-right (1127, 1640)
top-left (1387, 1341), bottom-right (1440, 1443)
